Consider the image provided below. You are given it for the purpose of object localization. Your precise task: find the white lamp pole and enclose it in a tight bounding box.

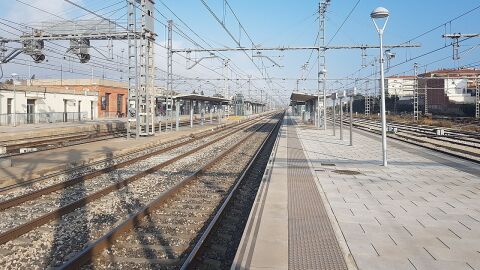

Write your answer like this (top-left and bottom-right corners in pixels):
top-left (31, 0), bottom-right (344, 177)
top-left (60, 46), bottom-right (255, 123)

top-left (371, 7), bottom-right (389, 167)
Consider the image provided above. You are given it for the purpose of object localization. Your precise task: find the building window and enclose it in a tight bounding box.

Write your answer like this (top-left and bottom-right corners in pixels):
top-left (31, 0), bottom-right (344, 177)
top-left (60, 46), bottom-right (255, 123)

top-left (117, 94), bottom-right (123, 113)
top-left (101, 96), bottom-right (106, 110)
top-left (101, 94), bottom-right (110, 111)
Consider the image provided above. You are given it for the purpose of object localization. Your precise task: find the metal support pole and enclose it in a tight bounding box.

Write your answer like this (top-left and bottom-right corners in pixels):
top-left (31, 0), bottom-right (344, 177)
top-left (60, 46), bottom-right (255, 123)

top-left (126, 0), bottom-right (138, 139)
top-left (340, 98), bottom-right (343, 140)
top-left (319, 1), bottom-right (329, 130)
top-left (166, 20), bottom-right (174, 131)
top-left (424, 82), bottom-right (429, 115)
top-left (210, 107), bottom-right (213, 123)
top-left (332, 99), bottom-right (336, 136)
top-left (379, 32), bottom-right (388, 166)
top-left (476, 78), bottom-right (480, 119)
top-left (13, 81), bottom-right (17, 127)
top-left (350, 95), bottom-right (353, 146)
top-left (218, 105), bottom-right (221, 124)
top-left (190, 100), bottom-right (193, 128)
top-left (200, 101), bottom-right (204, 126)
top-left (413, 63), bottom-right (419, 122)
top-left (175, 101), bottom-right (180, 131)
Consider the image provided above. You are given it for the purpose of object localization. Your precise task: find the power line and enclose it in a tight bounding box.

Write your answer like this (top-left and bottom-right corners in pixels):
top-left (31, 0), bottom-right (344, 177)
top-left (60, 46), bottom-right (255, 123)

top-left (326, 0), bottom-right (361, 46)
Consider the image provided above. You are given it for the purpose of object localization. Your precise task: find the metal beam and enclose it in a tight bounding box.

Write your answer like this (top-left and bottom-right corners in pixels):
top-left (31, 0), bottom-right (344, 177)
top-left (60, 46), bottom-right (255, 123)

top-left (171, 44), bottom-right (420, 53)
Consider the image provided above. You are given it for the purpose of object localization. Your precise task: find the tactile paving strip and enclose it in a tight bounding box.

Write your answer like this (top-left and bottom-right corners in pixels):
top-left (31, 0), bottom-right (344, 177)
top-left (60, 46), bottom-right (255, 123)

top-left (287, 118), bottom-right (348, 270)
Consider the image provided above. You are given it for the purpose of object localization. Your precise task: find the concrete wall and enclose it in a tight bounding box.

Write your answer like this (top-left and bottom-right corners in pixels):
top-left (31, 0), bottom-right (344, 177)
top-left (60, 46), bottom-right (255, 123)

top-left (35, 84), bottom-right (128, 118)
top-left (0, 88), bottom-right (98, 119)
top-left (386, 77), bottom-right (415, 97)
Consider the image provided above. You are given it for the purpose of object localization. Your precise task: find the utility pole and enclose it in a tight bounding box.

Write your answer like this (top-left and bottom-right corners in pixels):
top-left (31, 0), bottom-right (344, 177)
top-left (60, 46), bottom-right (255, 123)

top-left (166, 20), bottom-right (174, 131)
top-left (413, 62), bottom-right (419, 122)
top-left (319, 0), bottom-right (330, 130)
top-left (424, 81), bottom-right (428, 115)
top-left (223, 59), bottom-right (230, 117)
top-left (476, 78), bottom-right (479, 119)
top-left (127, 0), bottom-right (138, 139)
top-left (365, 80), bottom-right (370, 116)
top-left (350, 86), bottom-right (356, 146)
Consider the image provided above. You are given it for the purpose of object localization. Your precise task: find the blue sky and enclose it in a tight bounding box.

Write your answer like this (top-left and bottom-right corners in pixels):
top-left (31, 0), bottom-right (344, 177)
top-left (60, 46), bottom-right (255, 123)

top-left (1, 0), bottom-right (480, 103)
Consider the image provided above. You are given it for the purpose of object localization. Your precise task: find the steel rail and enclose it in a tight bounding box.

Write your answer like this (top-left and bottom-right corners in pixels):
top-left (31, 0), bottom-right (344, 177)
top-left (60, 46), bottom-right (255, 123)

top-left (0, 114), bottom-right (273, 246)
top-left (59, 113), bottom-right (282, 270)
top-left (0, 114), bottom-right (268, 210)
top-left (179, 112), bottom-right (284, 269)
top-left (0, 117), bottom-right (220, 156)
top-left (337, 117), bottom-right (480, 164)
top-left (351, 118), bottom-right (480, 148)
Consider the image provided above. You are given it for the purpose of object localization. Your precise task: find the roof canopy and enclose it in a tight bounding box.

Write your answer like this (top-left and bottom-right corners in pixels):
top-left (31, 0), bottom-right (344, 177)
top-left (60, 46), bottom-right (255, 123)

top-left (244, 100), bottom-right (265, 106)
top-left (290, 92), bottom-right (317, 102)
top-left (174, 93), bottom-right (229, 103)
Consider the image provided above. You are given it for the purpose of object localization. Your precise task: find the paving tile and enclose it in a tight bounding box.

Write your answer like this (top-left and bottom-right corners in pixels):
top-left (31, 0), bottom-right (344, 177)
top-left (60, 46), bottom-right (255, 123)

top-left (291, 118), bottom-right (480, 270)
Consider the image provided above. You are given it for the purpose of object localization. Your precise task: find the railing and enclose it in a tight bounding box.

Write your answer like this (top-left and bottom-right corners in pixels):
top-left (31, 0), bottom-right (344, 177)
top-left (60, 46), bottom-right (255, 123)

top-left (0, 112), bottom-right (88, 126)
top-left (98, 111), bottom-right (126, 119)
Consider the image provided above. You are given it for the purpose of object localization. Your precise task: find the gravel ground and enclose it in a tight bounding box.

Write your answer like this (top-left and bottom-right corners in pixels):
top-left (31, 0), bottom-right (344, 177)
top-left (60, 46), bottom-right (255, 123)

top-left (85, 117), bottom-right (278, 270)
top-left (0, 117), bottom-right (272, 269)
top-left (0, 125), bottom-right (241, 234)
top-left (0, 120), bottom-right (250, 203)
top-left (0, 136), bottom-right (192, 202)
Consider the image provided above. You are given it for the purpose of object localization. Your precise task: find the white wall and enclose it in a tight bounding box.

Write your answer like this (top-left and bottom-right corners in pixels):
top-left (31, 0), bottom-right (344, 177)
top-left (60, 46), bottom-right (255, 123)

top-left (445, 79), bottom-right (475, 104)
top-left (0, 89), bottom-right (98, 120)
top-left (386, 78), bottom-right (415, 97)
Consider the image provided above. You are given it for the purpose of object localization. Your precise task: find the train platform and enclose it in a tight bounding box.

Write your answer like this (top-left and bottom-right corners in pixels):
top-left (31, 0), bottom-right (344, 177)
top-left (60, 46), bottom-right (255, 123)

top-left (0, 114), bottom-right (207, 143)
top-left (0, 115), bottom-right (238, 189)
top-left (233, 114), bottom-right (480, 270)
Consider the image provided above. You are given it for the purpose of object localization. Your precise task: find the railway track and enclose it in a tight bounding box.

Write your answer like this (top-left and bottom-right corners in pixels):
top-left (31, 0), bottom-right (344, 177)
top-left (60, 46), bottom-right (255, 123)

top-left (0, 118), bottom-right (218, 158)
top-left (0, 112), bottom-right (282, 269)
top-left (335, 117), bottom-right (480, 162)
top-left (188, 112), bottom-right (282, 270)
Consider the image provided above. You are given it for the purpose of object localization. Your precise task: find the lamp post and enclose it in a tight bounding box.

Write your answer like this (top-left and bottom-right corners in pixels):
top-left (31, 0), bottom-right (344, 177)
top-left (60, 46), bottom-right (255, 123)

top-left (371, 7), bottom-right (389, 167)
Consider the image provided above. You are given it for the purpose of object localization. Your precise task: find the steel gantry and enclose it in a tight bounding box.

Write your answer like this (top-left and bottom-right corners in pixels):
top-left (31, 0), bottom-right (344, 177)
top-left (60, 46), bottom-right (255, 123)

top-left (171, 41), bottom-right (419, 124)
top-left (477, 78), bottom-right (480, 119)
top-left (0, 0), bottom-right (156, 139)
top-left (413, 63), bottom-right (419, 122)
top-left (364, 80), bottom-right (371, 116)
top-left (165, 20), bottom-right (174, 131)
top-left (318, 0), bottom-right (329, 130)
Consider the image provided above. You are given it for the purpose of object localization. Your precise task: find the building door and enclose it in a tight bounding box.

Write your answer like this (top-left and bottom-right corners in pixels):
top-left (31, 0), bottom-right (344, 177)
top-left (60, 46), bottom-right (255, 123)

top-left (27, 99), bottom-right (35, 124)
top-left (105, 93), bottom-right (110, 116)
top-left (64, 99), bottom-right (68, 122)
top-left (77, 100), bottom-right (81, 121)
top-left (91, 101), bottom-right (94, 120)
top-left (117, 94), bottom-right (123, 117)
top-left (7, 98), bottom-right (12, 124)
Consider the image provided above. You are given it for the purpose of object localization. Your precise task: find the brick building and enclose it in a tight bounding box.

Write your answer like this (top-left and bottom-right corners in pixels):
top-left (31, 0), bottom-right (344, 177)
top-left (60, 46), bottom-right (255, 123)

top-left (31, 79), bottom-right (128, 118)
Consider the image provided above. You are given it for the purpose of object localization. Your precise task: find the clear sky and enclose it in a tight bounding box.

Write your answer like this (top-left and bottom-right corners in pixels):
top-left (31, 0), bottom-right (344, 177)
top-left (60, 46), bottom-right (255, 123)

top-left (1, 0), bottom-right (480, 104)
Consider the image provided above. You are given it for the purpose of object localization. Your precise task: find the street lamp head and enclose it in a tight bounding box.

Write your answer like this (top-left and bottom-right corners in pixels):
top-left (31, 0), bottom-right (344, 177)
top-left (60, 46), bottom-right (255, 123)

top-left (370, 7), bottom-right (389, 19)
top-left (370, 7), bottom-right (389, 33)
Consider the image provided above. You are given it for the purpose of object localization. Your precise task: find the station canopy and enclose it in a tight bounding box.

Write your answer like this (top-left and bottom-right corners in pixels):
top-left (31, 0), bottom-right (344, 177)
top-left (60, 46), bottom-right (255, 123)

top-left (290, 92), bottom-right (317, 104)
top-left (244, 100), bottom-right (265, 106)
top-left (174, 93), bottom-right (229, 103)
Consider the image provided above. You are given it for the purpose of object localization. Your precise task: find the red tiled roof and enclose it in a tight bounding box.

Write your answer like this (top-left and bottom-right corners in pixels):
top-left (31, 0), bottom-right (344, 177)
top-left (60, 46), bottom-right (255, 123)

top-left (387, 75), bottom-right (416, 79)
